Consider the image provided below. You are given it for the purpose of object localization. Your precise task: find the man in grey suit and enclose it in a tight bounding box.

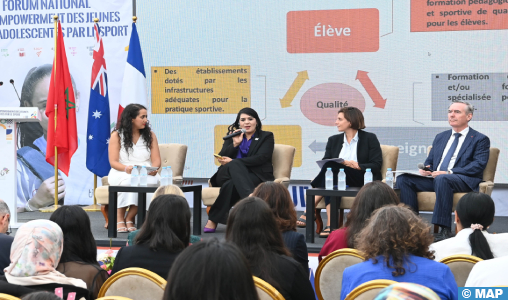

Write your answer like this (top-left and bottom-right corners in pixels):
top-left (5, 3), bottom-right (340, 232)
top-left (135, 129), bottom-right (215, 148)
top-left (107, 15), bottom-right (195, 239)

top-left (0, 199), bottom-right (13, 269)
top-left (396, 101), bottom-right (490, 241)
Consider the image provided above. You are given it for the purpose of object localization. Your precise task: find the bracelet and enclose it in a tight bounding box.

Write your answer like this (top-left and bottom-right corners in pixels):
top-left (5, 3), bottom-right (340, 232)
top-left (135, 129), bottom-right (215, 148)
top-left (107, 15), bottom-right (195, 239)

top-left (124, 165), bottom-right (128, 172)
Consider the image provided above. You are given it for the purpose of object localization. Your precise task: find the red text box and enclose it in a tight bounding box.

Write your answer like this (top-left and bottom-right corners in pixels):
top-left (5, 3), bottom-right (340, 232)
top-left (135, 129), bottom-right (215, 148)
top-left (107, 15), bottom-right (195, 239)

top-left (287, 9), bottom-right (379, 53)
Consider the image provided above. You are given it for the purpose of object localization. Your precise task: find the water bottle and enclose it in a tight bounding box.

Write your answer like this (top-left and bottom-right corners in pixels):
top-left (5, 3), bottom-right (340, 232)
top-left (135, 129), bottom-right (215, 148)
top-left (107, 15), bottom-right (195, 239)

top-left (364, 168), bottom-right (373, 184)
top-left (385, 168), bottom-right (394, 188)
top-left (130, 166), bottom-right (139, 186)
top-left (167, 166), bottom-right (173, 185)
top-left (160, 167), bottom-right (168, 186)
top-left (139, 166), bottom-right (148, 186)
top-left (325, 168), bottom-right (333, 189)
top-left (338, 168), bottom-right (346, 190)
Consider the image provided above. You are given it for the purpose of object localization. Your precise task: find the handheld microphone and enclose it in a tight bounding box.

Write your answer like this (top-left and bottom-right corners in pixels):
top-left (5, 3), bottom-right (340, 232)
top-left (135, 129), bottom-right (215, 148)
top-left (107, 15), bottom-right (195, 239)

top-left (0, 81), bottom-right (3, 86)
top-left (223, 128), bottom-right (246, 140)
top-left (417, 163), bottom-right (433, 172)
top-left (10, 79), bottom-right (21, 102)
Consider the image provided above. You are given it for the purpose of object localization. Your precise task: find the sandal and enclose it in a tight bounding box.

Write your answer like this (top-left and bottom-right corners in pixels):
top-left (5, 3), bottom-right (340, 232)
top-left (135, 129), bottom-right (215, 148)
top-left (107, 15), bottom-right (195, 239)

top-left (126, 221), bottom-right (136, 232)
top-left (296, 212), bottom-right (307, 228)
top-left (319, 226), bottom-right (331, 238)
top-left (117, 222), bottom-right (128, 233)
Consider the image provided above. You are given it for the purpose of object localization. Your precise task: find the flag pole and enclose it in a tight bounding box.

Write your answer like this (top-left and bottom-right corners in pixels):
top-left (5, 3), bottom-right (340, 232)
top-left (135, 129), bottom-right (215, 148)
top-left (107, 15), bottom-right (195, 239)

top-left (41, 15), bottom-right (60, 213)
top-left (84, 17), bottom-right (102, 212)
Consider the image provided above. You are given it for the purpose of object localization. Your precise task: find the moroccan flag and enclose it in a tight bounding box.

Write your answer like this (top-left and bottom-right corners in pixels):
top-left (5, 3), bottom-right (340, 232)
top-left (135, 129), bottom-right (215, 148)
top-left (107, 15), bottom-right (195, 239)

top-left (45, 21), bottom-right (78, 176)
top-left (86, 23), bottom-right (111, 177)
top-left (117, 22), bottom-right (147, 123)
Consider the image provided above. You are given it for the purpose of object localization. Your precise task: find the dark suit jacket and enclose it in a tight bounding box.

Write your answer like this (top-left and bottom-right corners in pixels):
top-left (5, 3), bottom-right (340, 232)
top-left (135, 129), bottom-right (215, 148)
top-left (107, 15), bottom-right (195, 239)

top-left (0, 233), bottom-right (13, 271)
top-left (425, 127), bottom-right (490, 191)
top-left (211, 130), bottom-right (275, 185)
top-left (282, 231), bottom-right (309, 275)
top-left (0, 275), bottom-right (91, 300)
top-left (111, 244), bottom-right (182, 279)
top-left (323, 130), bottom-right (383, 181)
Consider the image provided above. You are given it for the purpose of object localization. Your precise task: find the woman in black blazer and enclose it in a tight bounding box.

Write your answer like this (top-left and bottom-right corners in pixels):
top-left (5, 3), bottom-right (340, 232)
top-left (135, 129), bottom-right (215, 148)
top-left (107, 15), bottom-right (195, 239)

top-left (297, 107), bottom-right (382, 237)
top-left (205, 108), bottom-right (275, 232)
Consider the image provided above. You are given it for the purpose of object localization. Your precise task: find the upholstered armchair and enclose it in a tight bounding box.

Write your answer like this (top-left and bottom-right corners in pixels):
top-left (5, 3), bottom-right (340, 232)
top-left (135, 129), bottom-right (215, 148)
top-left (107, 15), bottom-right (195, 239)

top-left (439, 254), bottom-right (483, 287)
top-left (254, 276), bottom-right (285, 300)
top-left (98, 267), bottom-right (166, 300)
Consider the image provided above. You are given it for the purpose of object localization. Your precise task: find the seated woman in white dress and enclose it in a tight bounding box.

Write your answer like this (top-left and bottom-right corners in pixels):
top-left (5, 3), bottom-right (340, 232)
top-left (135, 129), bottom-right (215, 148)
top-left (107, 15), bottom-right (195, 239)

top-left (430, 192), bottom-right (508, 261)
top-left (108, 104), bottom-right (161, 233)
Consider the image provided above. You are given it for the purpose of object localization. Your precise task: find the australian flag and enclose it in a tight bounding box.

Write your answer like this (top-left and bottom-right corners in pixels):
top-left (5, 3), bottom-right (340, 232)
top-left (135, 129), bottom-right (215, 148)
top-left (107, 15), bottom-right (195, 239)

top-left (86, 23), bottom-right (111, 177)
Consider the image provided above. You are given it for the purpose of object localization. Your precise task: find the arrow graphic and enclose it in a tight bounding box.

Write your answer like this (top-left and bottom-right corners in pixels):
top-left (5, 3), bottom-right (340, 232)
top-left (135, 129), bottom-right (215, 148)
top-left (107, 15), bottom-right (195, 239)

top-left (356, 70), bottom-right (386, 109)
top-left (280, 71), bottom-right (309, 108)
top-left (309, 140), bottom-right (327, 154)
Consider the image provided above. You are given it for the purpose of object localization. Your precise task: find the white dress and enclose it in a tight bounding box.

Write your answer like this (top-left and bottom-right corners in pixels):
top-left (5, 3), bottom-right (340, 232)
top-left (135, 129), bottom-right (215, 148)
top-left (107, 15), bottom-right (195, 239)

top-left (108, 133), bottom-right (160, 208)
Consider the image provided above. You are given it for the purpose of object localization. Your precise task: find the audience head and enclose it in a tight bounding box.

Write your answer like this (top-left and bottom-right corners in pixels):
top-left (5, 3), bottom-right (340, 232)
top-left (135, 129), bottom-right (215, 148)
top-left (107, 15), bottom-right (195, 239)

top-left (455, 192), bottom-right (495, 260)
top-left (151, 184), bottom-right (185, 202)
top-left (49, 205), bottom-right (98, 265)
top-left (252, 181), bottom-right (297, 232)
top-left (163, 238), bottom-right (258, 300)
top-left (22, 291), bottom-right (62, 300)
top-left (356, 205), bottom-right (434, 276)
top-left (345, 181), bottom-right (400, 248)
top-left (0, 199), bottom-right (11, 234)
top-left (135, 194), bottom-right (190, 252)
top-left (374, 283), bottom-right (440, 300)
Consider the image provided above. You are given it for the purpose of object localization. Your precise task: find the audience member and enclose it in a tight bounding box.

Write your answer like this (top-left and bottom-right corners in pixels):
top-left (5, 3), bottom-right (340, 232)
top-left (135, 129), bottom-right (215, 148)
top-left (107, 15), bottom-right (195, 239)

top-left (0, 220), bottom-right (89, 300)
top-left (374, 283), bottom-right (440, 300)
top-left (430, 192), bottom-right (508, 261)
top-left (252, 181), bottom-right (309, 273)
top-left (340, 205), bottom-right (457, 300)
top-left (226, 197), bottom-right (314, 300)
top-left (0, 199), bottom-right (13, 270)
top-left (318, 181), bottom-right (399, 261)
top-left (21, 291), bottom-right (62, 300)
top-left (465, 255), bottom-right (508, 286)
top-left (163, 238), bottom-right (258, 300)
top-left (49, 205), bottom-right (109, 299)
top-left (111, 194), bottom-right (190, 279)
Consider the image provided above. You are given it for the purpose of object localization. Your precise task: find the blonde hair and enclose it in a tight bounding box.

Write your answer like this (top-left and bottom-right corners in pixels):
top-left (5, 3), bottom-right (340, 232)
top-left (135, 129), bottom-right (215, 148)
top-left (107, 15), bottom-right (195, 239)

top-left (151, 185), bottom-right (185, 202)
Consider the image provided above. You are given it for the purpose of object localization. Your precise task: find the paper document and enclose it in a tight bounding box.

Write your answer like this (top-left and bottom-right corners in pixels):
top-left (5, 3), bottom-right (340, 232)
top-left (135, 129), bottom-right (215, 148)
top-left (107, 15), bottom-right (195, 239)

top-left (394, 170), bottom-right (432, 178)
top-left (135, 166), bottom-right (159, 173)
top-left (316, 158), bottom-right (344, 169)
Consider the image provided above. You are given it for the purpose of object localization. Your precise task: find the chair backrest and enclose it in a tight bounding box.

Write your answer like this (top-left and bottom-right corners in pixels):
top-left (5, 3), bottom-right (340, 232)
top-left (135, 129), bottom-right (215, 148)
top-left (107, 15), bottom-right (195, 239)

top-left (0, 294), bottom-right (21, 300)
top-left (96, 297), bottom-right (133, 300)
top-left (158, 143), bottom-right (188, 177)
top-left (98, 267), bottom-right (167, 300)
top-left (427, 146), bottom-right (500, 182)
top-left (380, 145), bottom-right (399, 179)
top-left (272, 144), bottom-right (296, 181)
top-left (315, 248), bottom-right (365, 300)
top-left (253, 276), bottom-right (285, 300)
top-left (439, 254), bottom-right (483, 287)
top-left (344, 279), bottom-right (397, 300)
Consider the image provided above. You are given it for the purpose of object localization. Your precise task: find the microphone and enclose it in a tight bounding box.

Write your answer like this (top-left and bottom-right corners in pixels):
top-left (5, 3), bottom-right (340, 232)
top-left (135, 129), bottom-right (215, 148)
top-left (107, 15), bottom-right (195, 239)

top-left (417, 163), bottom-right (433, 172)
top-left (223, 128), bottom-right (246, 140)
top-left (0, 81), bottom-right (3, 86)
top-left (10, 79), bottom-right (21, 102)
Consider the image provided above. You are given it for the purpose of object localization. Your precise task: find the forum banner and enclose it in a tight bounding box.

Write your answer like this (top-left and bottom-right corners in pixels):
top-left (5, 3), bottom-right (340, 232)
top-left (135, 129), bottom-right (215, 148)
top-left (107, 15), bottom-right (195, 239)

top-left (1, 0), bottom-right (132, 207)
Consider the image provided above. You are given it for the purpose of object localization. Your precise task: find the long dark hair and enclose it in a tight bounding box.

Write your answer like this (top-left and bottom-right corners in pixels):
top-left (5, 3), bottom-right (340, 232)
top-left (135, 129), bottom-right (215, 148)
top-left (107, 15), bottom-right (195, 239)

top-left (252, 181), bottom-right (297, 232)
top-left (49, 205), bottom-right (98, 265)
top-left (456, 192), bottom-right (495, 260)
top-left (227, 107), bottom-right (262, 134)
top-left (345, 181), bottom-right (400, 248)
top-left (163, 238), bottom-right (258, 300)
top-left (18, 65), bottom-right (52, 149)
top-left (135, 194), bottom-right (190, 252)
top-left (116, 103), bottom-right (152, 153)
top-left (226, 197), bottom-right (290, 290)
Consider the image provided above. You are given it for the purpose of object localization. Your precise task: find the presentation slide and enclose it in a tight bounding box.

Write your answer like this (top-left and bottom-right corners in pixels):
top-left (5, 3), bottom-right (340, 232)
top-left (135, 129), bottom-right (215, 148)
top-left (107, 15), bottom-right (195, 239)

top-left (138, 0), bottom-right (508, 181)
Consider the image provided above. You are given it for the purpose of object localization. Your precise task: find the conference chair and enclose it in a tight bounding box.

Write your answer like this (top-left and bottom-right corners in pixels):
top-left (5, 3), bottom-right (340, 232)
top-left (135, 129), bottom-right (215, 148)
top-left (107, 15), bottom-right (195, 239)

top-left (98, 267), bottom-right (166, 300)
top-left (439, 254), bottom-right (483, 287)
top-left (415, 147), bottom-right (500, 233)
top-left (95, 143), bottom-right (188, 227)
top-left (344, 279), bottom-right (397, 300)
top-left (315, 248), bottom-right (365, 300)
top-left (253, 276), bottom-right (286, 300)
top-left (0, 294), bottom-right (20, 300)
top-left (202, 144), bottom-right (296, 213)
top-left (315, 145), bottom-right (399, 233)
top-left (96, 297), bottom-right (133, 300)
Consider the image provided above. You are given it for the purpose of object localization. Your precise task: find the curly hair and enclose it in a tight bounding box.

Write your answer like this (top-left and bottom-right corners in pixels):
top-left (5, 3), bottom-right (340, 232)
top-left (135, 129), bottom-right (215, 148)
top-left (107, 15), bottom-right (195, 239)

top-left (116, 103), bottom-right (152, 153)
top-left (355, 205), bottom-right (435, 277)
top-left (252, 181), bottom-right (297, 232)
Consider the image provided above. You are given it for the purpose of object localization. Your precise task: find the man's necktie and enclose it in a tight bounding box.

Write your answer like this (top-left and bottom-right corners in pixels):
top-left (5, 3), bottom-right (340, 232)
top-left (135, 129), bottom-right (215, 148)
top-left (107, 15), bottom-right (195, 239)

top-left (439, 133), bottom-right (462, 171)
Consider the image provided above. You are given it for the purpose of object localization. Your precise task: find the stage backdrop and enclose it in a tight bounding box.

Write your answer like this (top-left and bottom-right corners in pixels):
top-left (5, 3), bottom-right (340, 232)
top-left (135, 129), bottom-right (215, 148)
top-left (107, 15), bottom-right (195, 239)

top-left (1, 0), bottom-right (132, 207)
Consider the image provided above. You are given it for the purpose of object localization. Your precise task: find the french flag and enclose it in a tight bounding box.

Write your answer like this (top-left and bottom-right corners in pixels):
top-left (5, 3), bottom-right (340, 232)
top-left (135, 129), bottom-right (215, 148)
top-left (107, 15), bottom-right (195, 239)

top-left (118, 22), bottom-right (147, 123)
